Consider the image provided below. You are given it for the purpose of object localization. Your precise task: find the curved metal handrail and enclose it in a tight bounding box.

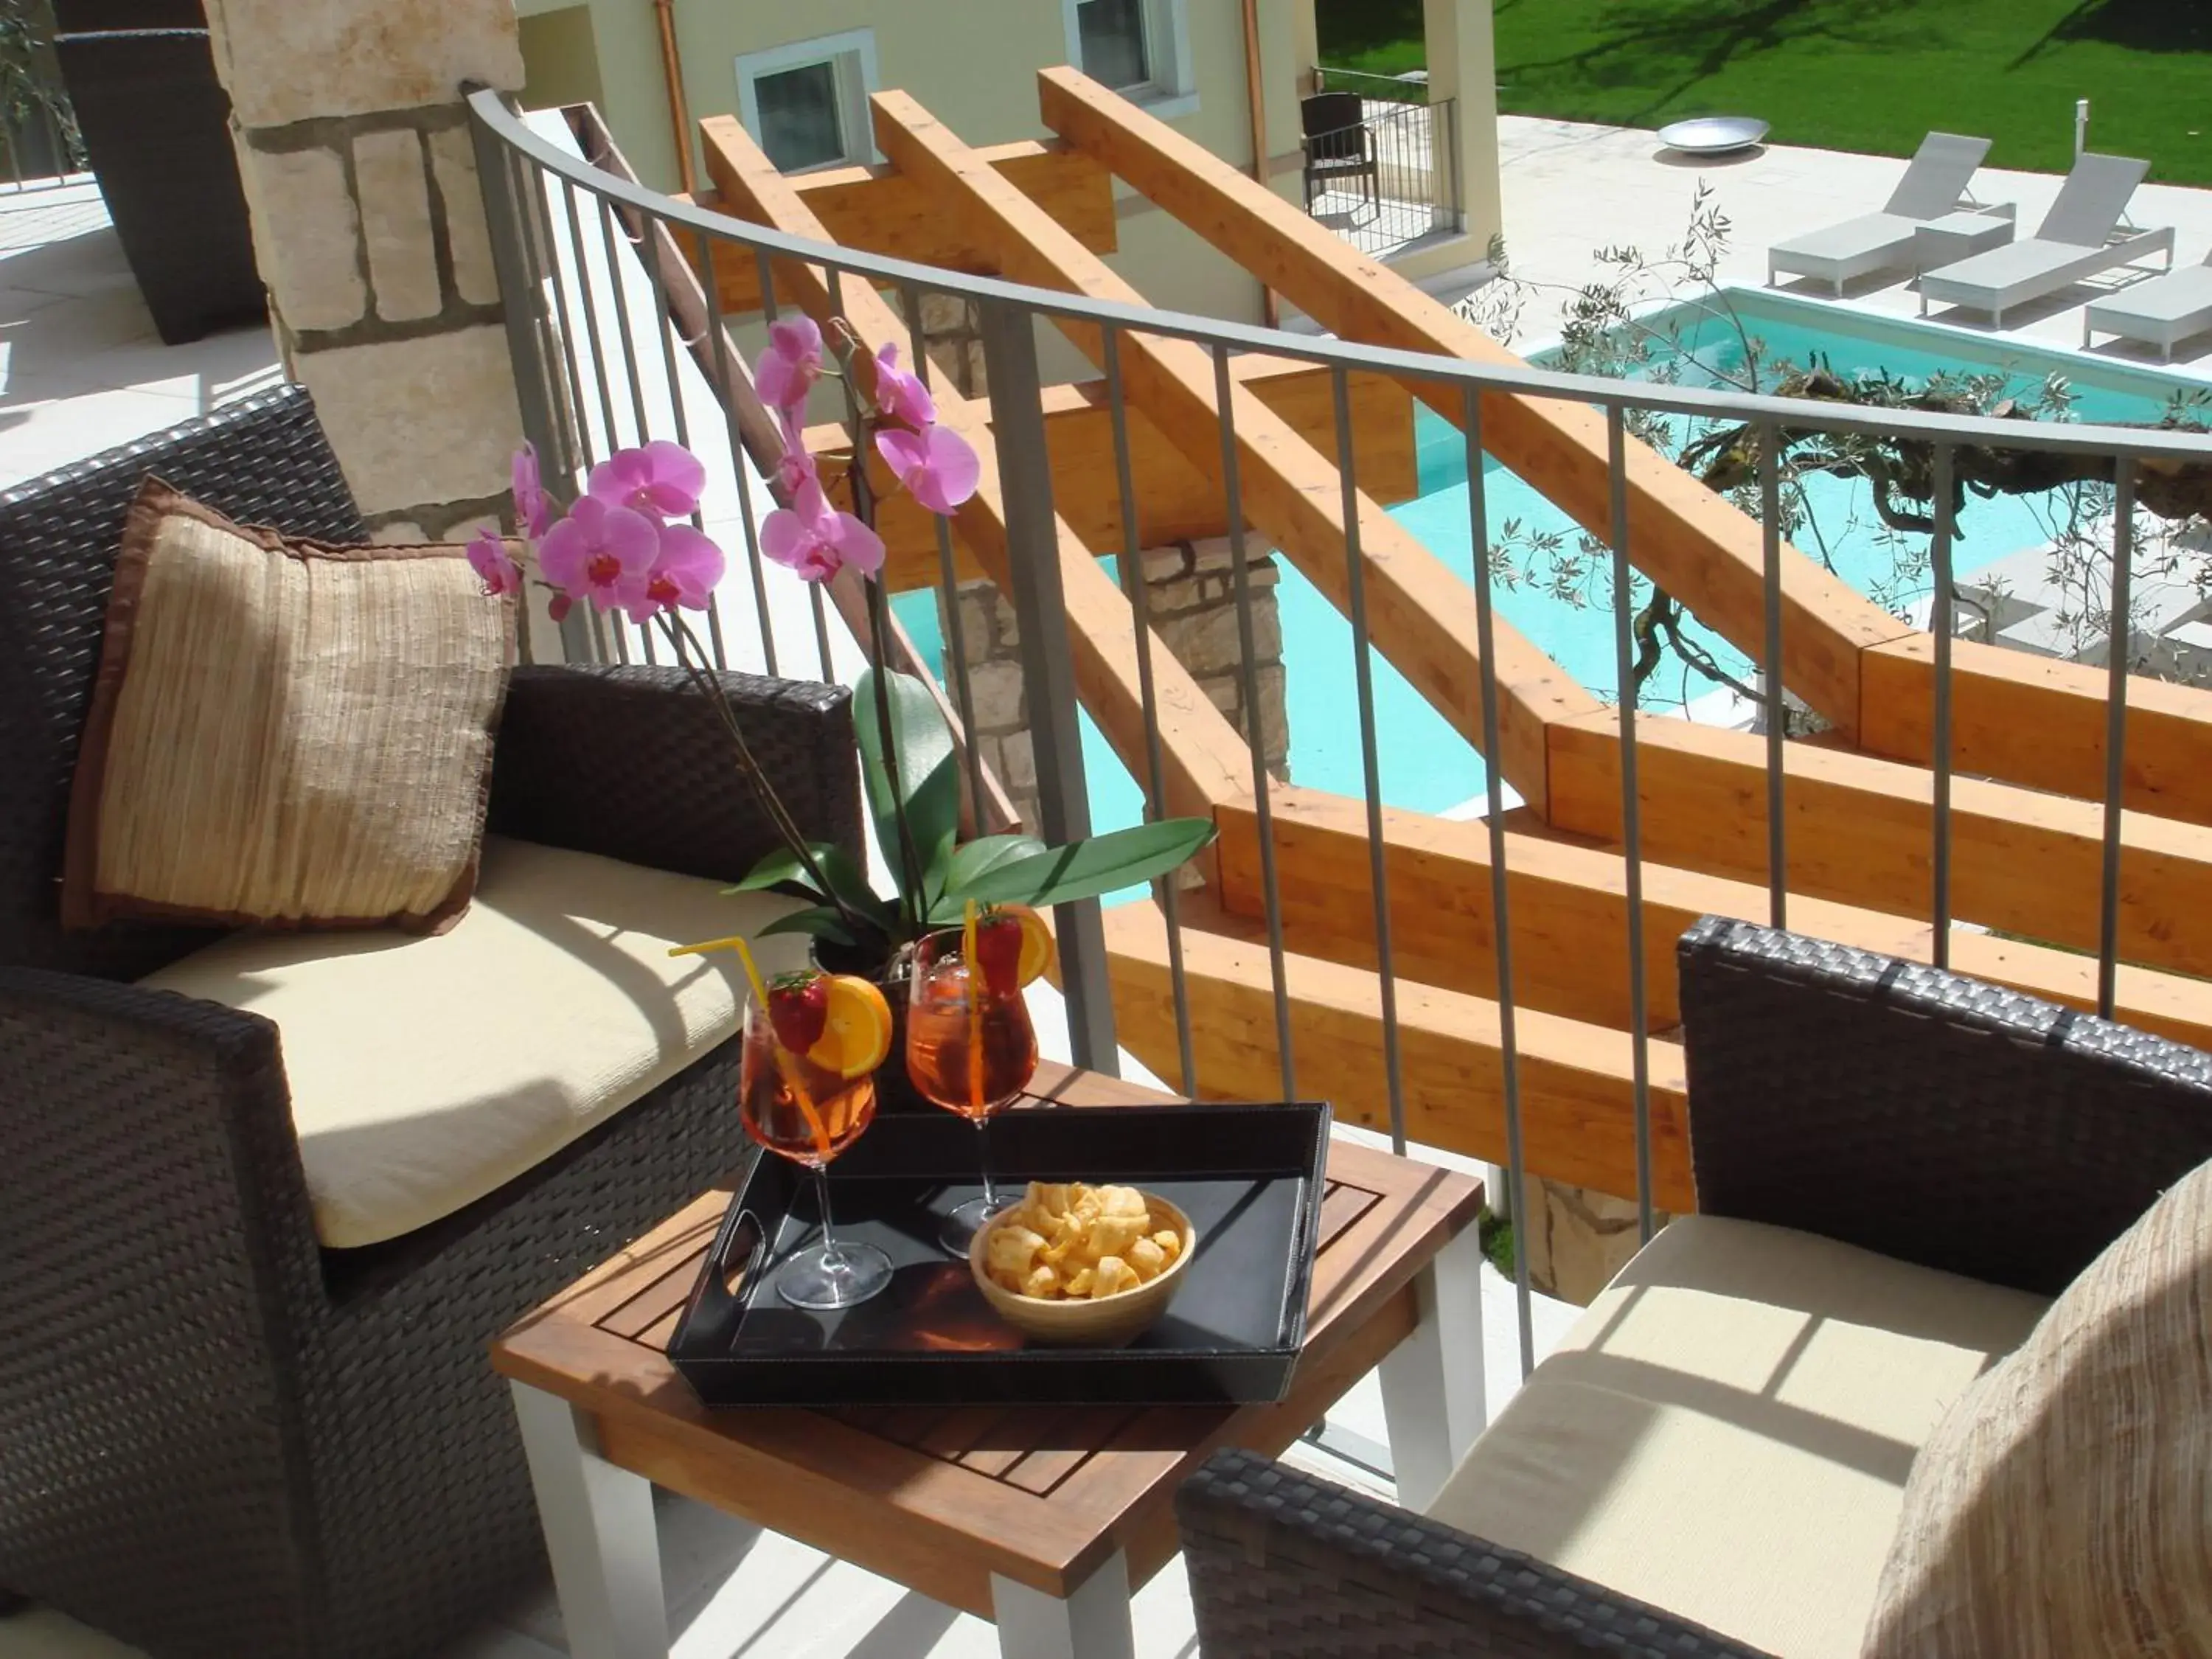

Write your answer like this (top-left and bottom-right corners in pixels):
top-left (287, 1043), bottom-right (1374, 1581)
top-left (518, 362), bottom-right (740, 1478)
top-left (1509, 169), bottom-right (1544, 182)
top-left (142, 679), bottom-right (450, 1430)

top-left (467, 85), bottom-right (2212, 464)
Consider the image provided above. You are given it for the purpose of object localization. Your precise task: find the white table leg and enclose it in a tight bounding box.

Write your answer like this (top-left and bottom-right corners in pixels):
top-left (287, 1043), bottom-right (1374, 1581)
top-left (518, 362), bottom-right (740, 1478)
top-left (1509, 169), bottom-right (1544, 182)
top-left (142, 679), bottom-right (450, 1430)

top-left (510, 1380), bottom-right (670, 1659)
top-left (991, 1549), bottom-right (1135, 1659)
top-left (1377, 1220), bottom-right (1489, 1513)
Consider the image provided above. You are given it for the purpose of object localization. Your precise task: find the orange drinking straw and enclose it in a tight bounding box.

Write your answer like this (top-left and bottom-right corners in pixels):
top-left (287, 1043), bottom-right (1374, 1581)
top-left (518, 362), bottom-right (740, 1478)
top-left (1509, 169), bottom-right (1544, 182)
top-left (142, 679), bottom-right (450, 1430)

top-left (731, 938), bottom-right (833, 1161)
top-left (963, 900), bottom-right (984, 1116)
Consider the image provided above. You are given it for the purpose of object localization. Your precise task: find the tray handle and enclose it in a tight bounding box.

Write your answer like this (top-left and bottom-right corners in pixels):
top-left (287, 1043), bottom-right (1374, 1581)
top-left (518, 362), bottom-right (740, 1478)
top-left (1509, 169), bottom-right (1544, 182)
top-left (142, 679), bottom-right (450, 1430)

top-left (695, 1206), bottom-right (768, 1321)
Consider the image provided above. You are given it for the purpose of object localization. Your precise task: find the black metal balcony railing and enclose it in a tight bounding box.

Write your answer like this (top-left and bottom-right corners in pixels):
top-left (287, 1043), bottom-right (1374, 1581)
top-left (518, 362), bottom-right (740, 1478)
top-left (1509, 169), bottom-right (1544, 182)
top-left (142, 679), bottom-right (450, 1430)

top-left (464, 86), bottom-right (2212, 1395)
top-left (1300, 94), bottom-right (1460, 259)
top-left (0, 42), bottom-right (86, 192)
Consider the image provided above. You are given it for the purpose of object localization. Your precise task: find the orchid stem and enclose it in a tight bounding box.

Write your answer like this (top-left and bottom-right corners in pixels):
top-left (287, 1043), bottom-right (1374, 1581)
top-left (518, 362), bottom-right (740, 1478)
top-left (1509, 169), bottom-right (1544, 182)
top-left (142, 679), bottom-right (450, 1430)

top-left (657, 613), bottom-right (870, 941)
top-left (831, 333), bottom-right (929, 941)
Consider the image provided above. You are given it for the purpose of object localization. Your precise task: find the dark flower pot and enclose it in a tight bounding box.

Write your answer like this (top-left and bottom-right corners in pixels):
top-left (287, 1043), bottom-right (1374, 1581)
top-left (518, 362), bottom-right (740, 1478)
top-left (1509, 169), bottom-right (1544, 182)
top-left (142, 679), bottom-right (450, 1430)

top-left (809, 936), bottom-right (934, 1114)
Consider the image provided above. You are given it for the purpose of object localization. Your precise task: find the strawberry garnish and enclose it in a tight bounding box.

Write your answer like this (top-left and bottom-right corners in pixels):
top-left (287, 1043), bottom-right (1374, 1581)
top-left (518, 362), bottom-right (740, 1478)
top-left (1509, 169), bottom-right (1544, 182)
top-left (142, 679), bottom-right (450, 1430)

top-left (766, 971), bottom-right (829, 1054)
top-left (974, 909), bottom-right (1024, 998)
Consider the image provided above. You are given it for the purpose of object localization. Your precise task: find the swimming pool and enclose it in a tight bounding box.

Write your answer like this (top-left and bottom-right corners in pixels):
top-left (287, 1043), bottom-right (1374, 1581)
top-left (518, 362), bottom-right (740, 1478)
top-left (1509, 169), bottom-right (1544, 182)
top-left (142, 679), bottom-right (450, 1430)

top-left (897, 286), bottom-right (2210, 832)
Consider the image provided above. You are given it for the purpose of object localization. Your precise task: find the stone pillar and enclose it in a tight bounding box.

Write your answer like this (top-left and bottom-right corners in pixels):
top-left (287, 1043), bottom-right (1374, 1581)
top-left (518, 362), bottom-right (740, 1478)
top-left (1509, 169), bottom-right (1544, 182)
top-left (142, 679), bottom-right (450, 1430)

top-left (942, 537), bottom-right (1288, 830)
top-left (1422, 0), bottom-right (1503, 254)
top-left (1519, 1174), bottom-right (1671, 1306)
top-left (917, 293), bottom-right (989, 400)
top-left (202, 0), bottom-right (528, 540)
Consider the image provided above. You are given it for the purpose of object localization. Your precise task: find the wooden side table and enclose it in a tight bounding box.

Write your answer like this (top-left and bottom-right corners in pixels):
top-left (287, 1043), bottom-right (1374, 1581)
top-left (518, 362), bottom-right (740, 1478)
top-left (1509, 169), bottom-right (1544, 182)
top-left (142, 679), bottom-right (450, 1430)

top-left (490, 1062), bottom-right (1487, 1659)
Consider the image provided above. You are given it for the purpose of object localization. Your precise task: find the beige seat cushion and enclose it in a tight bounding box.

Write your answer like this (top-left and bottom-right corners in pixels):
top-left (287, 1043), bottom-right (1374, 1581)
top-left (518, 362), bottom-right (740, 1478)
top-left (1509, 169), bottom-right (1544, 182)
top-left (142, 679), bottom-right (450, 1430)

top-left (145, 836), bottom-right (808, 1248)
top-left (1427, 1217), bottom-right (2048, 1659)
top-left (1863, 1157), bottom-right (2212, 1658)
top-left (64, 481), bottom-right (512, 934)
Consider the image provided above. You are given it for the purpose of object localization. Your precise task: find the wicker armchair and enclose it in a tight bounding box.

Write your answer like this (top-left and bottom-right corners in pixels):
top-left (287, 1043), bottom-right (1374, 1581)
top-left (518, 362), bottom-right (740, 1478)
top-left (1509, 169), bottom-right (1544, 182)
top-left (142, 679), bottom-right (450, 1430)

top-left (1178, 917), bottom-right (2212, 1658)
top-left (0, 387), bottom-right (862, 1659)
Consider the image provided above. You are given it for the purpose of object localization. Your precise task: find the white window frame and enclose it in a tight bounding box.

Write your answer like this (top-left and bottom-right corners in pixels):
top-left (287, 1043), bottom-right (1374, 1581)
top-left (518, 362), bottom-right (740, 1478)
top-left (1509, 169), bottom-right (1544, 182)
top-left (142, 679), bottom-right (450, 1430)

top-left (1061, 0), bottom-right (1197, 119)
top-left (734, 28), bottom-right (881, 173)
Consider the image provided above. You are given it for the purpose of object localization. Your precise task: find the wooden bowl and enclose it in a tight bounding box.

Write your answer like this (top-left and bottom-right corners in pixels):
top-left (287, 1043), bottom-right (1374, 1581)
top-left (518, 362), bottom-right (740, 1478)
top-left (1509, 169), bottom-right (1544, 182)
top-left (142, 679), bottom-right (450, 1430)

top-left (967, 1194), bottom-right (1197, 1348)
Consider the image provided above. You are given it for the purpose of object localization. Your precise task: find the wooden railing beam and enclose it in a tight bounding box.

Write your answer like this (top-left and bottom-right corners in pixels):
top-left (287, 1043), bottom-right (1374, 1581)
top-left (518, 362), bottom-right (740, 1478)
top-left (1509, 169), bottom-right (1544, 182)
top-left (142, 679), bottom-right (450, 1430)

top-left (699, 114), bottom-right (1248, 821)
top-left (867, 86), bottom-right (1590, 806)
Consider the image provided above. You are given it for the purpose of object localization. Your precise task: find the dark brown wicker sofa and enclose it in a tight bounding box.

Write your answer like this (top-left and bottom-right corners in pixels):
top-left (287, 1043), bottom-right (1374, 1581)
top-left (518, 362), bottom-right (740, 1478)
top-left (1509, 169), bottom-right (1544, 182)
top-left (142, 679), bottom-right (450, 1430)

top-left (0, 386), bottom-right (860, 1659)
top-left (1178, 917), bottom-right (2212, 1658)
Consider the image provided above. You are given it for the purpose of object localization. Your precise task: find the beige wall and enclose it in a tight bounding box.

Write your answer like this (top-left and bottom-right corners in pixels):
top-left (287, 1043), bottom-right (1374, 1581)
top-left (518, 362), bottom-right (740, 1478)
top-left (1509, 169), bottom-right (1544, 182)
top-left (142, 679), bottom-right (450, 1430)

top-left (518, 0), bottom-right (1309, 348)
top-left (517, 7), bottom-right (603, 112)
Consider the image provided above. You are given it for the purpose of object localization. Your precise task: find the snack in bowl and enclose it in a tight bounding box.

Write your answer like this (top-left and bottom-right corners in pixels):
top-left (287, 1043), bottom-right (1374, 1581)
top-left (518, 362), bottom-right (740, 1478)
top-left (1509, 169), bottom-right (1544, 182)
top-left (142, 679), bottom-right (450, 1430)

top-left (969, 1181), bottom-right (1196, 1346)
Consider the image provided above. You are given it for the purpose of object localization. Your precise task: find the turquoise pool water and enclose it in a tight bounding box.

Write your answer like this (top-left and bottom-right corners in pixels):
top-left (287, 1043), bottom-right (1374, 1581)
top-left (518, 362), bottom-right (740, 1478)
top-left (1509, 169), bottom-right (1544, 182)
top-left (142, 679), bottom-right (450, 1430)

top-left (896, 288), bottom-right (2208, 832)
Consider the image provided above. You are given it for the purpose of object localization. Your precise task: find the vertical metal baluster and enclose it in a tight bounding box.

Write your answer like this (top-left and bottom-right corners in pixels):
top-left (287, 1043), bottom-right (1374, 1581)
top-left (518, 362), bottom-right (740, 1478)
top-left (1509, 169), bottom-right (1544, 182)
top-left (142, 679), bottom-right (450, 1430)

top-left (708, 244), bottom-right (779, 675)
top-left (900, 283), bottom-right (990, 828)
top-left (636, 206), bottom-right (728, 668)
top-left (560, 181), bottom-right (627, 664)
top-left (1758, 422), bottom-right (1787, 928)
top-left (1212, 343), bottom-right (1295, 1101)
top-left (754, 250), bottom-right (835, 681)
top-left (594, 194), bottom-right (657, 663)
top-left (1332, 366), bottom-right (1406, 1155)
top-left (979, 298), bottom-right (1116, 1072)
top-left (694, 221), bottom-right (778, 675)
top-left (2098, 456), bottom-right (2136, 1018)
top-left (1930, 443), bottom-right (1956, 966)
top-left (507, 139), bottom-right (582, 491)
top-left (1464, 385), bottom-right (1535, 1380)
top-left (534, 171), bottom-right (616, 665)
top-left (1107, 327), bottom-right (1195, 1095)
top-left (1607, 406), bottom-right (1653, 1246)
top-left (470, 110), bottom-right (564, 668)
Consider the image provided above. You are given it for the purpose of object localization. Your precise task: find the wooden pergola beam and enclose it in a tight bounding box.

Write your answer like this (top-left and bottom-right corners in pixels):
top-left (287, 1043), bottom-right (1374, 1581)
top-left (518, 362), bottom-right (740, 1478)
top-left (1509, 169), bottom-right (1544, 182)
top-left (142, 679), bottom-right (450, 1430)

top-left (698, 114), bottom-right (1249, 822)
top-left (1102, 901), bottom-right (1696, 1210)
top-left (807, 356), bottom-right (1419, 591)
top-left (1037, 64), bottom-right (2212, 831)
top-left (1220, 785), bottom-right (2212, 1051)
top-left (689, 140), bottom-right (1116, 315)
top-left (1035, 63), bottom-right (1896, 741)
top-left (1549, 712), bottom-right (2212, 979)
top-left (866, 88), bottom-right (1590, 805)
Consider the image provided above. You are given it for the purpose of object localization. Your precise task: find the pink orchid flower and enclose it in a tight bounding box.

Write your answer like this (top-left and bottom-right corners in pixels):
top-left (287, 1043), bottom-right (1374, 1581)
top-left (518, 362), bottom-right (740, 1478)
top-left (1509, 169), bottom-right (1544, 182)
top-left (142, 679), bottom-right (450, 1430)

top-left (619, 522), bottom-right (727, 620)
top-left (760, 475), bottom-right (885, 582)
top-left (465, 528), bottom-right (523, 597)
top-left (755, 316), bottom-right (823, 414)
top-left (875, 423), bottom-right (981, 516)
top-left (588, 440), bottom-right (706, 521)
top-left (512, 442), bottom-right (555, 538)
top-left (772, 408), bottom-right (818, 498)
top-left (538, 495), bottom-right (660, 608)
top-left (872, 343), bottom-right (936, 430)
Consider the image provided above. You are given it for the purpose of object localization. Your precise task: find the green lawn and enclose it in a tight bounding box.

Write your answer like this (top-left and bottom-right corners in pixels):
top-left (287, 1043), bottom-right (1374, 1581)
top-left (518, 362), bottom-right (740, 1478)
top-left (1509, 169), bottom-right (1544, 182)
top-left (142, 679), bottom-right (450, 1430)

top-left (1316, 0), bottom-right (2212, 187)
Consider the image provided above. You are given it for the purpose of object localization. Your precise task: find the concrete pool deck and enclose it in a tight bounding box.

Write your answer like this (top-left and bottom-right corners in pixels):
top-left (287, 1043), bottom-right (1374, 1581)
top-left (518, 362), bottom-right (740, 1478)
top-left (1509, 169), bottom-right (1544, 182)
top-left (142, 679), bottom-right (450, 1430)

top-left (1491, 114), bottom-right (2212, 375)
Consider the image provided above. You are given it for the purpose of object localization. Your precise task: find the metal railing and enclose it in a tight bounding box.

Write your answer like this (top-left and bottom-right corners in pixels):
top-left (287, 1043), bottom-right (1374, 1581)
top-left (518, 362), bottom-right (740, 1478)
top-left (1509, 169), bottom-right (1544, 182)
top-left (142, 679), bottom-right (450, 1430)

top-left (1312, 65), bottom-right (1429, 105)
top-left (1301, 95), bottom-right (1459, 257)
top-left (1, 33), bottom-right (86, 194)
top-left (465, 86), bottom-right (2212, 1396)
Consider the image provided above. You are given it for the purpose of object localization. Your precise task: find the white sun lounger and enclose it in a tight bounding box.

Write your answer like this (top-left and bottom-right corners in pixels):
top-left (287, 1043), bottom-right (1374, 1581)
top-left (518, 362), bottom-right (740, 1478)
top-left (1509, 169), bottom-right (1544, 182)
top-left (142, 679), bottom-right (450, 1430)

top-left (1919, 153), bottom-right (2174, 327)
top-left (1767, 131), bottom-right (1997, 296)
top-left (2082, 247), bottom-right (2212, 361)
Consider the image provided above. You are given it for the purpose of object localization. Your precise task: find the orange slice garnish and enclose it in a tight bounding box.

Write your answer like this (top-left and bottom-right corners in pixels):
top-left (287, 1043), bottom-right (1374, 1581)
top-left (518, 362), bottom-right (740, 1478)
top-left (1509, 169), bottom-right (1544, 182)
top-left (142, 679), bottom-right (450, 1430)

top-left (1000, 902), bottom-right (1056, 987)
top-left (807, 974), bottom-right (894, 1079)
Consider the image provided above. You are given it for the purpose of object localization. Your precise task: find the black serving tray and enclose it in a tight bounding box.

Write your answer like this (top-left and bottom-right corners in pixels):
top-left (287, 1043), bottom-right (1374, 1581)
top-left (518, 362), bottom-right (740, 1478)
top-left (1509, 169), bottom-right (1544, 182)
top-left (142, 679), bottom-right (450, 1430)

top-left (667, 1102), bottom-right (1331, 1407)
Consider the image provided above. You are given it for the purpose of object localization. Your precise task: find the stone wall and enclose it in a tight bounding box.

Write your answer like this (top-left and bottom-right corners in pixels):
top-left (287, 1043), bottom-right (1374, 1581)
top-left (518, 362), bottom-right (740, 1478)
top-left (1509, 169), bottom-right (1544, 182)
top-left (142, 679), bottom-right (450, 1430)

top-left (943, 536), bottom-right (1288, 831)
top-left (202, 0), bottom-right (527, 540)
top-left (1519, 1174), bottom-right (1671, 1306)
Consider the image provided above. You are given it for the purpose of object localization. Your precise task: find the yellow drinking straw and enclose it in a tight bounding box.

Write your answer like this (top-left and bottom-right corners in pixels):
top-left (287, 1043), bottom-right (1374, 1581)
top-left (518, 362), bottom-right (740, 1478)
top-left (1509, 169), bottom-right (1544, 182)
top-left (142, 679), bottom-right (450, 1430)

top-left (728, 936), bottom-right (833, 1161)
top-left (963, 900), bottom-right (985, 1115)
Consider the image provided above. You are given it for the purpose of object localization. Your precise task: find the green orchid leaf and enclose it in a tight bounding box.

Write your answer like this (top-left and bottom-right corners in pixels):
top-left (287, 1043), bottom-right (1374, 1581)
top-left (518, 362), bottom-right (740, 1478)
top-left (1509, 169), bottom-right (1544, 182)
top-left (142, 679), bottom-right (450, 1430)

top-left (855, 668), bottom-right (960, 908)
top-left (953, 818), bottom-right (1217, 908)
top-left (931, 833), bottom-right (1049, 921)
top-left (754, 906), bottom-right (858, 948)
top-left (723, 843), bottom-right (895, 929)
